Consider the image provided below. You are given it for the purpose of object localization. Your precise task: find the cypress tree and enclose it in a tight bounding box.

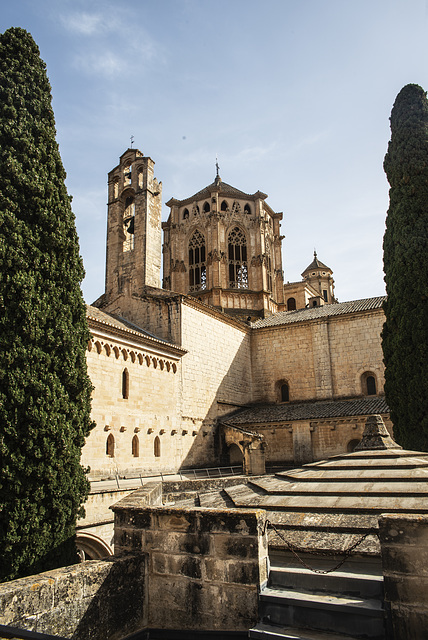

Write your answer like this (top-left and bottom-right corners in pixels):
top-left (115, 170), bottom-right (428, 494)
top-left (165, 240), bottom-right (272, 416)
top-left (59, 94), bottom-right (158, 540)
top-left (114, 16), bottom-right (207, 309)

top-left (382, 83), bottom-right (428, 451)
top-left (0, 28), bottom-right (94, 582)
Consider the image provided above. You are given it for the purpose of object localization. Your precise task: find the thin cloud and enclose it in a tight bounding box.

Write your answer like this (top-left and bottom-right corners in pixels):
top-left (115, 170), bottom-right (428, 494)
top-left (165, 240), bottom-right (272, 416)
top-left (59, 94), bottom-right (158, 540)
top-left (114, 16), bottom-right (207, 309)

top-left (72, 50), bottom-right (125, 77)
top-left (60, 12), bottom-right (118, 36)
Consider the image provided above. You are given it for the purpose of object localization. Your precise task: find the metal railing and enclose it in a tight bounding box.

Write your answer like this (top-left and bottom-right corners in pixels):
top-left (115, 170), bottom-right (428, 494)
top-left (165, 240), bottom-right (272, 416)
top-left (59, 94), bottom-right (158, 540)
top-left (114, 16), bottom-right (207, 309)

top-left (109, 465), bottom-right (243, 489)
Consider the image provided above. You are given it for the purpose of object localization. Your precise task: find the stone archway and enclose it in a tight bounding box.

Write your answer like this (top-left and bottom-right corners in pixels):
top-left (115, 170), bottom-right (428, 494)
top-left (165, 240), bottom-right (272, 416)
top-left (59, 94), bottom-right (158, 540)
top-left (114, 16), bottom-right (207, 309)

top-left (76, 532), bottom-right (113, 561)
top-left (228, 442), bottom-right (244, 465)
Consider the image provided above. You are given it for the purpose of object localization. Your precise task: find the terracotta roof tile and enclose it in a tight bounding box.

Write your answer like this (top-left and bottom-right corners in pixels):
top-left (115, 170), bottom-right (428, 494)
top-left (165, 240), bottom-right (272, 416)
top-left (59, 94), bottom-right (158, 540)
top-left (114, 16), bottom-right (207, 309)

top-left (224, 396), bottom-right (389, 424)
top-left (252, 296), bottom-right (386, 329)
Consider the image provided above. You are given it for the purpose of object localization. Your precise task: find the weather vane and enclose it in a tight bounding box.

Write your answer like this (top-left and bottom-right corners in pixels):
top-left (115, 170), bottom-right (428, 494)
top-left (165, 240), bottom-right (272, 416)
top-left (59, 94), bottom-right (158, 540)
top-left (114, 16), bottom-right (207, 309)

top-left (215, 155), bottom-right (220, 178)
top-left (130, 135), bottom-right (134, 148)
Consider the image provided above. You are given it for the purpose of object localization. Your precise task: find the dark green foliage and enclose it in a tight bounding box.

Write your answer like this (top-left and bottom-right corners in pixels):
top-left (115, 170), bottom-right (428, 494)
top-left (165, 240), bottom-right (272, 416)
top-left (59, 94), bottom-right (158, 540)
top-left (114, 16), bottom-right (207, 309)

top-left (0, 28), bottom-right (94, 581)
top-left (382, 84), bottom-right (428, 451)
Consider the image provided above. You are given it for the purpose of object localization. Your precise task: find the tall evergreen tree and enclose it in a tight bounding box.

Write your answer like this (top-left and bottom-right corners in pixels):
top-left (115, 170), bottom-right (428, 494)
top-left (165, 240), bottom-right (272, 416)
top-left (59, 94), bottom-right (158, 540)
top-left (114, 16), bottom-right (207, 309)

top-left (0, 28), bottom-right (93, 582)
top-left (382, 83), bottom-right (428, 451)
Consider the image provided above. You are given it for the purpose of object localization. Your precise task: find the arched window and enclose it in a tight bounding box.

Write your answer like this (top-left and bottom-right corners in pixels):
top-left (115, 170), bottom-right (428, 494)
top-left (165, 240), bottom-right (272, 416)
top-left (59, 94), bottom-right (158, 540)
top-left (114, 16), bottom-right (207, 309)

top-left (154, 436), bottom-right (161, 458)
top-left (244, 203), bottom-right (251, 215)
top-left (361, 372), bottom-right (377, 396)
top-left (203, 201), bottom-right (210, 213)
top-left (106, 434), bottom-right (115, 457)
top-left (123, 196), bottom-right (135, 252)
top-left (122, 368), bottom-right (129, 399)
top-left (265, 239), bottom-right (273, 293)
top-left (367, 376), bottom-right (377, 395)
top-left (124, 162), bottom-right (132, 186)
top-left (280, 382), bottom-right (289, 402)
top-left (221, 200), bottom-right (228, 212)
top-left (183, 208), bottom-right (189, 220)
top-left (188, 230), bottom-right (206, 292)
top-left (132, 435), bottom-right (139, 457)
top-left (228, 227), bottom-right (248, 289)
top-left (287, 298), bottom-right (296, 311)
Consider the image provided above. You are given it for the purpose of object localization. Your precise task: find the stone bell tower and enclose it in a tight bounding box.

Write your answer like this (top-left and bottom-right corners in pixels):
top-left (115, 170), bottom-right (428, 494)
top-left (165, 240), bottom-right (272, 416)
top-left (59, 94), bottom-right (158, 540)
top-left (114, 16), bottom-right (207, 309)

top-left (104, 148), bottom-right (162, 301)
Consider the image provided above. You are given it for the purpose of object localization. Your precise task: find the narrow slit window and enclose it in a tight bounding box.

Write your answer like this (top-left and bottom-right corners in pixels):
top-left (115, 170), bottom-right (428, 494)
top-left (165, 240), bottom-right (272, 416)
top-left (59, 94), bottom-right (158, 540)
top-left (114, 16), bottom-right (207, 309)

top-left (106, 434), bottom-right (115, 457)
top-left (122, 368), bottom-right (129, 399)
top-left (132, 435), bottom-right (139, 457)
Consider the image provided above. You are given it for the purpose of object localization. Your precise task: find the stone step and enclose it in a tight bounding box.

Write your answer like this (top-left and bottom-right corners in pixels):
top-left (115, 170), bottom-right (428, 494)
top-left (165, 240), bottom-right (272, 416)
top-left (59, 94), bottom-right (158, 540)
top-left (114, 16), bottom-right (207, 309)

top-left (248, 622), bottom-right (365, 639)
top-left (277, 468), bottom-right (428, 481)
top-left (250, 477), bottom-right (428, 495)
top-left (269, 565), bottom-right (383, 598)
top-left (259, 587), bottom-right (384, 638)
top-left (269, 550), bottom-right (382, 574)
top-left (267, 528), bottom-right (380, 556)
top-left (224, 484), bottom-right (428, 512)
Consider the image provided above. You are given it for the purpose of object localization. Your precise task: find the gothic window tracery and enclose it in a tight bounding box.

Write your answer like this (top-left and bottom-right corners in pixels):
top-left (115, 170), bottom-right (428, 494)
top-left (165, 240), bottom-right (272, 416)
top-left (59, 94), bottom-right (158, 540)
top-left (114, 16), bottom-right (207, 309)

top-left (188, 230), bottom-right (207, 292)
top-left (123, 196), bottom-right (135, 252)
top-left (228, 227), bottom-right (248, 289)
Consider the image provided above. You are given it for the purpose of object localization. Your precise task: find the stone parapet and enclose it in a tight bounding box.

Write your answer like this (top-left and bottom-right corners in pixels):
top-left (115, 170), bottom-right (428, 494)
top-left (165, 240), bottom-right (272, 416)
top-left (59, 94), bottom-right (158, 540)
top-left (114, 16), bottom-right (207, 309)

top-left (0, 555), bottom-right (146, 640)
top-left (111, 496), bottom-right (268, 632)
top-left (379, 514), bottom-right (428, 639)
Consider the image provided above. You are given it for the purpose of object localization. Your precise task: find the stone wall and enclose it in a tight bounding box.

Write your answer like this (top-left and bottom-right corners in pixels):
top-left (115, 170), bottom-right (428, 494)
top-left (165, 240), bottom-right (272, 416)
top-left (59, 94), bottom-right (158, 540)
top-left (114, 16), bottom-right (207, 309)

top-left (112, 491), bottom-right (268, 632)
top-left (77, 481), bottom-right (163, 558)
top-left (251, 308), bottom-right (385, 403)
top-left (85, 324), bottom-right (182, 478)
top-left (0, 555), bottom-right (146, 640)
top-left (379, 514), bottom-right (428, 639)
top-left (179, 299), bottom-right (252, 467)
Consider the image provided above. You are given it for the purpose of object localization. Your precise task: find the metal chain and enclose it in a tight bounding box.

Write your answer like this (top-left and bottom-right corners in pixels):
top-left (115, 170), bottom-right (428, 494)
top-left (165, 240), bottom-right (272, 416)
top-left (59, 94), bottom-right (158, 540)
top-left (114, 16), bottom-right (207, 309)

top-left (259, 519), bottom-right (377, 575)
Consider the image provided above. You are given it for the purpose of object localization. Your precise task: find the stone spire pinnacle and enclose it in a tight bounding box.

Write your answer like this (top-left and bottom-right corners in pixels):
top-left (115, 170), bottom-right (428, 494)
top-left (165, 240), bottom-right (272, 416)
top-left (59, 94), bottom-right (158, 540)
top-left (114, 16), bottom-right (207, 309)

top-left (354, 414), bottom-right (402, 451)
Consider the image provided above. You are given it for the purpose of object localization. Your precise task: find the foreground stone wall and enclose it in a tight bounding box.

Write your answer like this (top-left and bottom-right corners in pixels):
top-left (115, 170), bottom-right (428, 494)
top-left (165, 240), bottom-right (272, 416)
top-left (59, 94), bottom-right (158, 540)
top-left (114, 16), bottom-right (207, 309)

top-left (112, 491), bottom-right (268, 632)
top-left (0, 555), bottom-right (146, 640)
top-left (379, 514), bottom-right (428, 640)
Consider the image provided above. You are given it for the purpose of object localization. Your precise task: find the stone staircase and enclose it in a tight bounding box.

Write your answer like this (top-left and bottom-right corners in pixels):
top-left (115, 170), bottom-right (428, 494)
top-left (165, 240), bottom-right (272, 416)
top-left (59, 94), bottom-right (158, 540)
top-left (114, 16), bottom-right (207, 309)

top-left (249, 552), bottom-right (385, 639)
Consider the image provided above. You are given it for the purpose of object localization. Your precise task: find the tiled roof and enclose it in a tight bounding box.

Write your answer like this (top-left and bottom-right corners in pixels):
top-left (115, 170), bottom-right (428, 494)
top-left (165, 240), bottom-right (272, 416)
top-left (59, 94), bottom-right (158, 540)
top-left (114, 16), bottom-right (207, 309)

top-left (302, 251), bottom-right (331, 274)
top-left (252, 296), bottom-right (386, 329)
top-left (224, 396), bottom-right (389, 425)
top-left (86, 305), bottom-right (177, 347)
top-left (167, 179), bottom-right (266, 207)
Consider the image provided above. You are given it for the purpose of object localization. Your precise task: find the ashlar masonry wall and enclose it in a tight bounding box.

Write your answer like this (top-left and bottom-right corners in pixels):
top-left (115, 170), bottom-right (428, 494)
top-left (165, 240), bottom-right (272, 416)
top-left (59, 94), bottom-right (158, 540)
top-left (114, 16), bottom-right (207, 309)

top-left (84, 326), bottom-right (182, 478)
top-left (179, 299), bottom-right (252, 467)
top-left (251, 308), bottom-right (385, 403)
top-left (112, 489), bottom-right (268, 632)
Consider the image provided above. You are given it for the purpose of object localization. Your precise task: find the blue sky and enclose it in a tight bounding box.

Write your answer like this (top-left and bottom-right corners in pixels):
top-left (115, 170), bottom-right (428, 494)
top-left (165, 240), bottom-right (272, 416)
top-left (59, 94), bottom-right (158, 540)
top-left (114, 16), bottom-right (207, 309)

top-left (2, 0), bottom-right (428, 304)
